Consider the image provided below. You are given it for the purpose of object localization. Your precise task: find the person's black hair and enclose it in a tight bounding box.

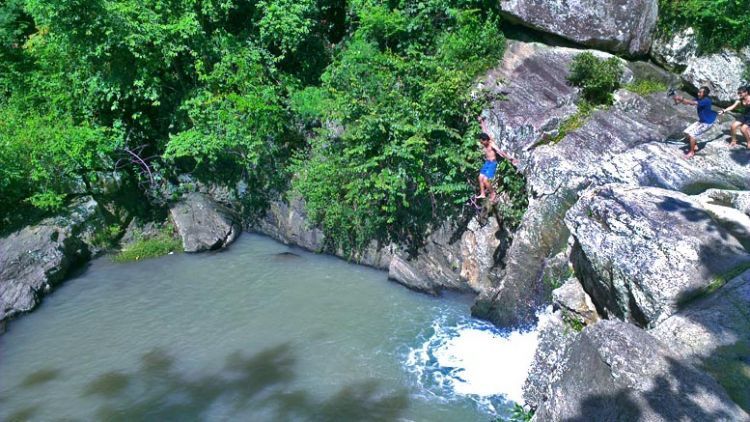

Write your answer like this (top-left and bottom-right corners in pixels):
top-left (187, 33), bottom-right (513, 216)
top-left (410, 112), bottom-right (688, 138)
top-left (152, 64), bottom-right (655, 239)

top-left (699, 86), bottom-right (711, 95)
top-left (741, 85), bottom-right (750, 93)
top-left (478, 132), bottom-right (490, 141)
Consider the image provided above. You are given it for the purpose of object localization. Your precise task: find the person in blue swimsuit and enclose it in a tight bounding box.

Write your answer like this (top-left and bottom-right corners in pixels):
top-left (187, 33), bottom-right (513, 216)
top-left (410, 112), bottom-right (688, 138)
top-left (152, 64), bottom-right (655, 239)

top-left (476, 116), bottom-right (518, 202)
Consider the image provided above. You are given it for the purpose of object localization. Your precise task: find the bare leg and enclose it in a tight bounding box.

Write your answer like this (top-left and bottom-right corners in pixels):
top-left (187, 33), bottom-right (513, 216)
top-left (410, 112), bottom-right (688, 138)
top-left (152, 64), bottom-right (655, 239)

top-left (730, 121), bottom-right (741, 146)
top-left (477, 175), bottom-right (487, 198)
top-left (488, 180), bottom-right (496, 202)
top-left (741, 125), bottom-right (750, 148)
top-left (686, 135), bottom-right (697, 158)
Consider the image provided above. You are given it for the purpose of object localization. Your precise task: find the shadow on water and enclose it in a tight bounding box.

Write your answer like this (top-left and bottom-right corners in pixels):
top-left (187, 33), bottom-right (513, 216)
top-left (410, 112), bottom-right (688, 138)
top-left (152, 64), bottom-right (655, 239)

top-left (6, 405), bottom-right (40, 422)
top-left (83, 371), bottom-right (131, 397)
top-left (87, 344), bottom-right (409, 421)
top-left (18, 368), bottom-right (62, 389)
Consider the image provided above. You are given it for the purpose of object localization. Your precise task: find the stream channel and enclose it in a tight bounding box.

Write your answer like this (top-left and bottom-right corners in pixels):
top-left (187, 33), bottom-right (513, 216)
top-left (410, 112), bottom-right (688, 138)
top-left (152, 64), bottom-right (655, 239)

top-left (0, 234), bottom-right (543, 421)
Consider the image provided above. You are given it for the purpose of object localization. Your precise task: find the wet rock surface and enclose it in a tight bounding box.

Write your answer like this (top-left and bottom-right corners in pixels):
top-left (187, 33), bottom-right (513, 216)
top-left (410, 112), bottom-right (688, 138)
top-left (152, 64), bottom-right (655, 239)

top-left (499, 0), bottom-right (658, 56)
top-left (170, 193), bottom-right (240, 253)
top-left (254, 198), bottom-right (508, 294)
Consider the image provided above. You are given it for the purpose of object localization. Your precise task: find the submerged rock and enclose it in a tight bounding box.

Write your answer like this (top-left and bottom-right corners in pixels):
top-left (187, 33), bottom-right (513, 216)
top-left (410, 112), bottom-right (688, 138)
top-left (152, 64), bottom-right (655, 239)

top-left (170, 193), bottom-right (240, 253)
top-left (532, 320), bottom-right (748, 421)
top-left (0, 197), bottom-right (104, 322)
top-left (499, 0), bottom-right (658, 56)
top-left (566, 185), bottom-right (750, 328)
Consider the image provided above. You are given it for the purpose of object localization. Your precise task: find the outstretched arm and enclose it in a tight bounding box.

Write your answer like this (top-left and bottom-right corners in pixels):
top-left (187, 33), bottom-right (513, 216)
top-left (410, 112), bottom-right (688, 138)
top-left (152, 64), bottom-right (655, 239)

top-left (491, 142), bottom-right (519, 166)
top-left (720, 100), bottom-right (741, 114)
top-left (479, 115), bottom-right (519, 166)
top-left (673, 95), bottom-right (697, 106)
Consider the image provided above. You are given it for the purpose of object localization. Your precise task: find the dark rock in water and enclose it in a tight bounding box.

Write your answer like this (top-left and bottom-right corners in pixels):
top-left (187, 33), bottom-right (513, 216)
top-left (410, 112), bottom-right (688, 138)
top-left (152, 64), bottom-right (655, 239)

top-left (170, 193), bottom-right (240, 253)
top-left (566, 185), bottom-right (750, 328)
top-left (273, 251), bottom-right (301, 260)
top-left (499, 0), bottom-right (658, 56)
top-left (532, 320), bottom-right (748, 421)
top-left (0, 197), bottom-right (104, 322)
top-left (652, 269), bottom-right (750, 412)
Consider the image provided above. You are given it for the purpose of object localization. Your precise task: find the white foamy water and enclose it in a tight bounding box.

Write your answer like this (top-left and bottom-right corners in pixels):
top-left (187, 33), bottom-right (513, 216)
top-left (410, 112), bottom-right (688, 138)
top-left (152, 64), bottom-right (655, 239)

top-left (405, 308), bottom-right (551, 415)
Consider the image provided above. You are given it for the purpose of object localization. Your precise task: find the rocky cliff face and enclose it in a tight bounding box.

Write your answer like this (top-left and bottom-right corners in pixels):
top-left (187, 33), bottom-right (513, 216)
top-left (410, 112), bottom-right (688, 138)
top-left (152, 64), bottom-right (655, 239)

top-left (3, 6), bottom-right (748, 419)
top-left (474, 39), bottom-right (750, 328)
top-left (252, 196), bottom-right (509, 295)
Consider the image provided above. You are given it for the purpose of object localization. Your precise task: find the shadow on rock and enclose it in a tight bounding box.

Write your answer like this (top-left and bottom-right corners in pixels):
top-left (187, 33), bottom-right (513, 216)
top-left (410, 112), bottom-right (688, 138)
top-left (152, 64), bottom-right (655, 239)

top-left (730, 149), bottom-right (750, 166)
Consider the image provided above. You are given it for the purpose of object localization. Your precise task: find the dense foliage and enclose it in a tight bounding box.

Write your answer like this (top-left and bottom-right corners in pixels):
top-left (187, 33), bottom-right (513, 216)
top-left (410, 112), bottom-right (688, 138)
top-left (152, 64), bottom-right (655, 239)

top-left (659, 0), bottom-right (750, 53)
top-left (1, 0), bottom-right (525, 251)
top-left (567, 52), bottom-right (623, 106)
top-left (1, 0), bottom-right (337, 229)
top-left (291, 1), bottom-right (513, 250)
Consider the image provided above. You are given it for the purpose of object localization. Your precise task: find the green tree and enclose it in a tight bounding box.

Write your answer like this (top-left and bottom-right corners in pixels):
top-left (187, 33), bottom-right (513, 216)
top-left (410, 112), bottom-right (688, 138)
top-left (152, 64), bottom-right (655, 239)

top-left (567, 52), bottom-right (623, 105)
top-left (291, 2), bottom-right (520, 251)
top-left (659, 0), bottom-right (750, 53)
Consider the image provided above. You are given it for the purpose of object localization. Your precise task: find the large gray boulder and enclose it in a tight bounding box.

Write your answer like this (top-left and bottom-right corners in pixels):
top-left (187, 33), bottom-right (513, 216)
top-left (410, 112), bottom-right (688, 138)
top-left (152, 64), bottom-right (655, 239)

top-left (682, 47), bottom-right (750, 104)
top-left (253, 197), bottom-right (326, 253)
top-left (651, 27), bottom-right (698, 71)
top-left (552, 277), bottom-right (600, 326)
top-left (0, 197), bottom-right (104, 322)
top-left (651, 27), bottom-right (750, 103)
top-left (652, 269), bottom-right (750, 412)
top-left (566, 185), bottom-right (750, 328)
top-left (532, 320), bottom-right (747, 421)
top-left (170, 193), bottom-right (240, 253)
top-left (499, 0), bottom-right (658, 56)
top-left (523, 310), bottom-right (578, 409)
